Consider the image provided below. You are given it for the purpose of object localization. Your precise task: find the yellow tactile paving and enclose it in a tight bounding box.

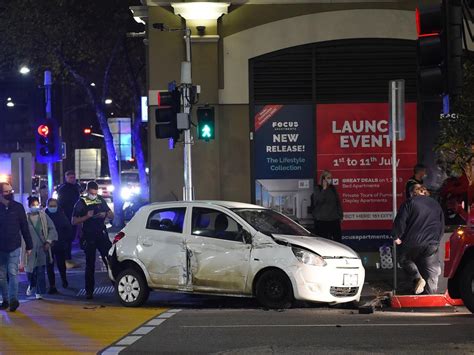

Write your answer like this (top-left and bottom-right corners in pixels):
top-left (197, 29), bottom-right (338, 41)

top-left (0, 299), bottom-right (167, 354)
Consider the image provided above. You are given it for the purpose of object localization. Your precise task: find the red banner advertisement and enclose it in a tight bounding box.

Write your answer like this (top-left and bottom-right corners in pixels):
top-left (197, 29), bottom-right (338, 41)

top-left (316, 103), bottom-right (417, 232)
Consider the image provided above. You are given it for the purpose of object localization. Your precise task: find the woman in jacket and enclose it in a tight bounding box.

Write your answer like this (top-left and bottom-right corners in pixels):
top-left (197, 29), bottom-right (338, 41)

top-left (45, 198), bottom-right (71, 293)
top-left (24, 196), bottom-right (58, 299)
top-left (311, 170), bottom-right (343, 243)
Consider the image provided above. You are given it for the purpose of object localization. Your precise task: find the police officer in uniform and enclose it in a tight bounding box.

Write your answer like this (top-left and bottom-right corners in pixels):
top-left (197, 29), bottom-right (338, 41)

top-left (72, 181), bottom-right (113, 299)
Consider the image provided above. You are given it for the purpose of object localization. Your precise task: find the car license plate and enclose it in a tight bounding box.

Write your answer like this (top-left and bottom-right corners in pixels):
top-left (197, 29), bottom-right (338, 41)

top-left (343, 274), bottom-right (358, 286)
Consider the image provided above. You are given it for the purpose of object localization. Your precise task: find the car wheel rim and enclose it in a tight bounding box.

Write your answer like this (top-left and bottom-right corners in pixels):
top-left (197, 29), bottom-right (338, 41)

top-left (118, 274), bottom-right (141, 303)
top-left (266, 278), bottom-right (284, 300)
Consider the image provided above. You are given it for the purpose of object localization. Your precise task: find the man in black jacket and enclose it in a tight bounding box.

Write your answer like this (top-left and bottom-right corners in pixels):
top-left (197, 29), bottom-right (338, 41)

top-left (57, 170), bottom-right (81, 263)
top-left (0, 182), bottom-right (33, 311)
top-left (392, 184), bottom-right (444, 294)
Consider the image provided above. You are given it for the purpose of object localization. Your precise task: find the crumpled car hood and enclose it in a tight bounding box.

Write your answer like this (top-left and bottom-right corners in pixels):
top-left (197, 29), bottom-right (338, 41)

top-left (271, 234), bottom-right (359, 258)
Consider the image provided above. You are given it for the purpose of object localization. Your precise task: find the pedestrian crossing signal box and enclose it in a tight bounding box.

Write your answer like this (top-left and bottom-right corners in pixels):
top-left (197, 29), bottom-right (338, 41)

top-left (197, 106), bottom-right (215, 141)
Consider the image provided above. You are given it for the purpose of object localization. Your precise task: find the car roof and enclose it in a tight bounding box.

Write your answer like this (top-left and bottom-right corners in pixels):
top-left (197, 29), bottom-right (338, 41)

top-left (146, 200), bottom-right (266, 210)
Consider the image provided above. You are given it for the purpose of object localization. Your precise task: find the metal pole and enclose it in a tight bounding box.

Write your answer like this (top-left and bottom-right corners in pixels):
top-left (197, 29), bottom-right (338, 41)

top-left (19, 157), bottom-right (24, 204)
top-left (44, 71), bottom-right (54, 198)
top-left (183, 28), bottom-right (194, 201)
top-left (389, 79), bottom-right (404, 294)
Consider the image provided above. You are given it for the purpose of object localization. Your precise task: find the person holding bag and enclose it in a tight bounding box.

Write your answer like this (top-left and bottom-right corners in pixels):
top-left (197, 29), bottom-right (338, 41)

top-left (23, 196), bottom-right (58, 299)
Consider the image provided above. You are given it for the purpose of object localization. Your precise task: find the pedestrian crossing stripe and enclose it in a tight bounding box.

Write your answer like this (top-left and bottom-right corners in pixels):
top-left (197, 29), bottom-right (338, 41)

top-left (77, 286), bottom-right (114, 296)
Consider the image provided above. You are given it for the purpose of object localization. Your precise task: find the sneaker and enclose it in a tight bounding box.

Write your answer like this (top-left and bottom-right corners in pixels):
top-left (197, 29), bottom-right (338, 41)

top-left (48, 287), bottom-right (58, 294)
top-left (9, 299), bottom-right (19, 312)
top-left (35, 294), bottom-right (43, 300)
top-left (414, 278), bottom-right (426, 295)
top-left (26, 285), bottom-right (35, 296)
top-left (65, 260), bottom-right (77, 269)
top-left (0, 300), bottom-right (9, 310)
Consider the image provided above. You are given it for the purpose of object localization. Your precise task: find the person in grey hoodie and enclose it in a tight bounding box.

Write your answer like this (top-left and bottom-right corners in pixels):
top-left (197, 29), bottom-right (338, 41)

top-left (310, 170), bottom-right (343, 243)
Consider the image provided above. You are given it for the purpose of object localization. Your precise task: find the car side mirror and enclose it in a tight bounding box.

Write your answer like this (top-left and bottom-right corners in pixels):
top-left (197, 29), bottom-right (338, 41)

top-left (242, 229), bottom-right (252, 244)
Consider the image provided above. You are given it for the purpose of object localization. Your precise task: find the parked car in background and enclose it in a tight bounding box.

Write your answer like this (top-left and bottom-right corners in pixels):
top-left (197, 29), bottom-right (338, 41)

top-left (96, 177), bottom-right (115, 199)
top-left (444, 211), bottom-right (474, 313)
top-left (120, 169), bottom-right (142, 201)
top-left (108, 201), bottom-right (365, 309)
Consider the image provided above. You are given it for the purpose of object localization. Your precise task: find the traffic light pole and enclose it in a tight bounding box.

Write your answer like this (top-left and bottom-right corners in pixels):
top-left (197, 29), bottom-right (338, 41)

top-left (182, 28), bottom-right (194, 201)
top-left (44, 71), bottom-right (54, 198)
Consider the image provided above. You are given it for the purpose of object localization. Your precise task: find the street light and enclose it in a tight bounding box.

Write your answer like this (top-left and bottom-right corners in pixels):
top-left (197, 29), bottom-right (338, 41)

top-left (19, 66), bottom-right (31, 75)
top-left (105, 98), bottom-right (113, 105)
top-left (6, 97), bottom-right (14, 108)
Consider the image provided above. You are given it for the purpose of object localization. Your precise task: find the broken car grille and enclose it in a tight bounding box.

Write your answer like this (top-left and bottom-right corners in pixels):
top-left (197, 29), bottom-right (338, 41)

top-left (330, 286), bottom-right (359, 297)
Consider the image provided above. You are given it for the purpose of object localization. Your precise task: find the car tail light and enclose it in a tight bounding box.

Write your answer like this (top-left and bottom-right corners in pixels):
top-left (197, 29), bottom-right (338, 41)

top-left (113, 231), bottom-right (125, 244)
top-left (444, 240), bottom-right (451, 261)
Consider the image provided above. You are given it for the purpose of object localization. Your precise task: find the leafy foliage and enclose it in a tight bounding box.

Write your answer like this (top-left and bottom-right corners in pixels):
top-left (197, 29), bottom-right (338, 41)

top-left (0, 0), bottom-right (147, 226)
top-left (435, 60), bottom-right (474, 183)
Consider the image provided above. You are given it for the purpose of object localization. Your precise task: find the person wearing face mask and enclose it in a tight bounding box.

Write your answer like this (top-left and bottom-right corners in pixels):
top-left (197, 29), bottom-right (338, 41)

top-left (72, 181), bottom-right (114, 299)
top-left (24, 196), bottom-right (58, 300)
top-left (310, 170), bottom-right (343, 243)
top-left (405, 164), bottom-right (427, 200)
top-left (0, 182), bottom-right (33, 311)
top-left (45, 198), bottom-right (71, 294)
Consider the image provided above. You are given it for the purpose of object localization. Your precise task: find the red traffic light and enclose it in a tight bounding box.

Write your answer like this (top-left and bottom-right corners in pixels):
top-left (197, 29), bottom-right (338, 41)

top-left (37, 124), bottom-right (50, 137)
top-left (84, 128), bottom-right (92, 135)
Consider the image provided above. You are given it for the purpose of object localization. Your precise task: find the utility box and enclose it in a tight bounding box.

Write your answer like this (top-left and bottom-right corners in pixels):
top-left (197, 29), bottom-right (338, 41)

top-left (75, 149), bottom-right (101, 180)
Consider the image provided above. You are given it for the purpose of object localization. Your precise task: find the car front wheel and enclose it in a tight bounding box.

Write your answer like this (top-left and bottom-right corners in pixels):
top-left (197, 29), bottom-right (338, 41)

top-left (116, 268), bottom-right (150, 307)
top-left (459, 260), bottom-right (474, 313)
top-left (255, 270), bottom-right (293, 309)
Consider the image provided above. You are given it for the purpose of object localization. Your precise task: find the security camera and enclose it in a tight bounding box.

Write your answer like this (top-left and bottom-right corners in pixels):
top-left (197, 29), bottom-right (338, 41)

top-left (196, 26), bottom-right (206, 35)
top-left (153, 23), bottom-right (165, 31)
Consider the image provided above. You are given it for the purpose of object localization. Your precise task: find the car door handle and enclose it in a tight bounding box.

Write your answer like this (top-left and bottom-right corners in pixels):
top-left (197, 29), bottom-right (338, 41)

top-left (142, 240), bottom-right (153, 247)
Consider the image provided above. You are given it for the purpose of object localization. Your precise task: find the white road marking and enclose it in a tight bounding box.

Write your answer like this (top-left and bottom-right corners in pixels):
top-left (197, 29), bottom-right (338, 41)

top-left (157, 312), bottom-right (175, 318)
top-left (146, 318), bottom-right (166, 326)
top-left (101, 346), bottom-right (126, 355)
top-left (99, 309), bottom-right (181, 355)
top-left (133, 326), bottom-right (155, 335)
top-left (181, 323), bottom-right (453, 328)
top-left (115, 336), bottom-right (142, 346)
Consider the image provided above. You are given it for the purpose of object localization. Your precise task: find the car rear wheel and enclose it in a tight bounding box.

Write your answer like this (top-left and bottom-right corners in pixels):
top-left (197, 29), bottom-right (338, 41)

top-left (116, 268), bottom-right (149, 307)
top-left (255, 270), bottom-right (293, 309)
top-left (459, 260), bottom-right (474, 313)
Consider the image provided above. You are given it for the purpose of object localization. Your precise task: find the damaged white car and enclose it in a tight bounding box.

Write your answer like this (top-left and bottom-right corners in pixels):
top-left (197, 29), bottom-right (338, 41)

top-left (108, 201), bottom-right (365, 309)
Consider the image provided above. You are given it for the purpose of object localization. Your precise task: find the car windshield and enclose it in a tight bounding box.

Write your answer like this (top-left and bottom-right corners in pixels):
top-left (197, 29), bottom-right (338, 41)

top-left (232, 208), bottom-right (311, 236)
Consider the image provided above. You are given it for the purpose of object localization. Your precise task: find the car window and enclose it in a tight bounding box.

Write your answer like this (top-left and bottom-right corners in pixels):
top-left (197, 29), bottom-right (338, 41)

top-left (192, 208), bottom-right (243, 242)
top-left (146, 208), bottom-right (186, 233)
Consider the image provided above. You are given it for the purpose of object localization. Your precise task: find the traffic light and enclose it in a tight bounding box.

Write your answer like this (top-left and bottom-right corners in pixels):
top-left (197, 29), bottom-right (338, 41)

top-left (35, 119), bottom-right (61, 163)
top-left (197, 106), bottom-right (215, 141)
top-left (155, 89), bottom-right (181, 139)
top-left (416, 0), bottom-right (463, 97)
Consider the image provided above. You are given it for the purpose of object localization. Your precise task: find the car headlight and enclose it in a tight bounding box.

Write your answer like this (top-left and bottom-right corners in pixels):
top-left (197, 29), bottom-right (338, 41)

top-left (292, 247), bottom-right (326, 267)
top-left (120, 187), bottom-right (132, 201)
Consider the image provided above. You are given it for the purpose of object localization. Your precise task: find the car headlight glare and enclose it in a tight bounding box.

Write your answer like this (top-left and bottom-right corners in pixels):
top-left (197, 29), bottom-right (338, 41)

top-left (292, 247), bottom-right (326, 267)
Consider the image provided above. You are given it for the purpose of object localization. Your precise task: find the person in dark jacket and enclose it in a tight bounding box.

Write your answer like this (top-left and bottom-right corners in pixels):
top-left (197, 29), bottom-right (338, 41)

top-left (72, 181), bottom-right (113, 299)
top-left (45, 198), bottom-right (71, 293)
top-left (0, 182), bottom-right (33, 312)
top-left (57, 170), bottom-right (81, 263)
top-left (310, 170), bottom-right (343, 242)
top-left (392, 184), bottom-right (444, 295)
top-left (405, 163), bottom-right (427, 199)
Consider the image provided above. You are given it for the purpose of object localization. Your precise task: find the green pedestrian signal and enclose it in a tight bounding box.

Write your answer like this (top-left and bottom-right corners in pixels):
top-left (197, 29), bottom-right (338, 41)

top-left (197, 106), bottom-right (215, 141)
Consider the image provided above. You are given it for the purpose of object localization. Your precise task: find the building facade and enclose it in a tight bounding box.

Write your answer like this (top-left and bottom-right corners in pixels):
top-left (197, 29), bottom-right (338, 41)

top-left (145, 0), bottom-right (447, 248)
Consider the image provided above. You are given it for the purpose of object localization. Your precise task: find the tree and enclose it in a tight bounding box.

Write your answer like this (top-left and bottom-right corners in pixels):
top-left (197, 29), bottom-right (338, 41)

top-left (0, 0), bottom-right (148, 227)
top-left (435, 60), bottom-right (474, 185)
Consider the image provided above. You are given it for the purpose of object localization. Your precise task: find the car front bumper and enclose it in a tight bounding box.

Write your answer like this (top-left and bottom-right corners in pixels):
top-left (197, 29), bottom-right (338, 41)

top-left (290, 258), bottom-right (365, 303)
